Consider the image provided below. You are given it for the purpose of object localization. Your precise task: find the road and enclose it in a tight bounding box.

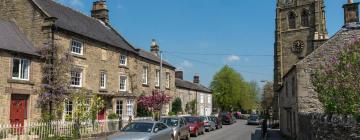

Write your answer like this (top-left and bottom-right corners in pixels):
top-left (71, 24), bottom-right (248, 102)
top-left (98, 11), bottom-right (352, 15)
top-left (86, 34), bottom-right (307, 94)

top-left (191, 120), bottom-right (260, 140)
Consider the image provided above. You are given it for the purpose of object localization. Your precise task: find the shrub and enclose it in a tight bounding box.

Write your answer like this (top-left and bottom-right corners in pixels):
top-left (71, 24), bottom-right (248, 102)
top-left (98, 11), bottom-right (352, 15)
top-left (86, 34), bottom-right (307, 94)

top-left (108, 113), bottom-right (119, 120)
top-left (171, 98), bottom-right (182, 114)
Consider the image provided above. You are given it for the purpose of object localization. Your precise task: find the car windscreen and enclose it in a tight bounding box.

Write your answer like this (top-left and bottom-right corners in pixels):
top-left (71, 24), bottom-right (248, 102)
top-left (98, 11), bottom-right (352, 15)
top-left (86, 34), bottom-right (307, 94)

top-left (249, 116), bottom-right (259, 121)
top-left (160, 118), bottom-right (179, 127)
top-left (122, 122), bottom-right (154, 133)
top-left (184, 117), bottom-right (198, 123)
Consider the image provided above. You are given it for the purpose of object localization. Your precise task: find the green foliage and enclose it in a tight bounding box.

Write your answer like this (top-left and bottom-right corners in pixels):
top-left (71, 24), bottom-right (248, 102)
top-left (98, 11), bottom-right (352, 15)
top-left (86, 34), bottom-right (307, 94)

top-left (185, 100), bottom-right (197, 115)
top-left (137, 95), bottom-right (153, 117)
top-left (171, 98), bottom-right (183, 114)
top-left (313, 42), bottom-right (360, 118)
top-left (261, 82), bottom-right (274, 110)
top-left (107, 113), bottom-right (119, 120)
top-left (211, 65), bottom-right (259, 111)
top-left (168, 111), bottom-right (176, 116)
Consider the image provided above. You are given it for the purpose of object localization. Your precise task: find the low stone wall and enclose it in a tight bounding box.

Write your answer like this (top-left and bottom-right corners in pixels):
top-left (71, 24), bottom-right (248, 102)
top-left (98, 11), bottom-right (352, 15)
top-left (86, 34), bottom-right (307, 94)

top-left (298, 113), bottom-right (360, 140)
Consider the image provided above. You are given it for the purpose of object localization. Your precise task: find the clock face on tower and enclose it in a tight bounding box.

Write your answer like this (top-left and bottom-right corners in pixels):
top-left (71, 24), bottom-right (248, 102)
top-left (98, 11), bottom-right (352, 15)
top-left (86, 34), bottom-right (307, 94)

top-left (292, 40), bottom-right (305, 54)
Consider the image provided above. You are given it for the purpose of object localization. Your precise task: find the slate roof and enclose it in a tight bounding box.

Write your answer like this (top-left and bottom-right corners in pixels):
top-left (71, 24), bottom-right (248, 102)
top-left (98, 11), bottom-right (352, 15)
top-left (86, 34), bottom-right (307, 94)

top-left (0, 20), bottom-right (39, 56)
top-left (175, 78), bottom-right (212, 93)
top-left (138, 49), bottom-right (175, 69)
top-left (32, 0), bottom-right (136, 53)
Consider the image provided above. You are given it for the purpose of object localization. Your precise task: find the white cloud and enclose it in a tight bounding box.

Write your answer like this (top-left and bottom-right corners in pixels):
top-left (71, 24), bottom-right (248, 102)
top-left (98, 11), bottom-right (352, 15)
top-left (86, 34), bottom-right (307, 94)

top-left (226, 55), bottom-right (240, 62)
top-left (180, 60), bottom-right (193, 68)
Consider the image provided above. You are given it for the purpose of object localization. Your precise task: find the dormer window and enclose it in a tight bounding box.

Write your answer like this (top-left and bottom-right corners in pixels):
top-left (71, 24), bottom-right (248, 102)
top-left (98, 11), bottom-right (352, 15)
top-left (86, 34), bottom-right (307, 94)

top-left (71, 40), bottom-right (83, 55)
top-left (119, 54), bottom-right (127, 66)
top-left (12, 58), bottom-right (30, 80)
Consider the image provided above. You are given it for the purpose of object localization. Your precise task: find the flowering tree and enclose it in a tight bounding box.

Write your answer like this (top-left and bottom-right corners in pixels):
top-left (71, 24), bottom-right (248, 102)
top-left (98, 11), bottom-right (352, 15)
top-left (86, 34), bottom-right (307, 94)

top-left (39, 41), bottom-right (73, 121)
top-left (138, 90), bottom-right (171, 120)
top-left (312, 41), bottom-right (360, 119)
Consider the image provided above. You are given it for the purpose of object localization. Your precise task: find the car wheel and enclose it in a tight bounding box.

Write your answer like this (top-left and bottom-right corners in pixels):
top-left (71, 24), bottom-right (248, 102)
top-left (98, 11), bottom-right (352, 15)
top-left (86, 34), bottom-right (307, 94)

top-left (171, 135), bottom-right (174, 140)
top-left (194, 130), bottom-right (199, 137)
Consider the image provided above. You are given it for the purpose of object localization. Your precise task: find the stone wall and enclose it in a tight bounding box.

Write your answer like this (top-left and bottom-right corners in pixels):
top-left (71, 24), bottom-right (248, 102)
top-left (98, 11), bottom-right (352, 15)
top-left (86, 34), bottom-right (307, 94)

top-left (298, 113), bottom-right (360, 140)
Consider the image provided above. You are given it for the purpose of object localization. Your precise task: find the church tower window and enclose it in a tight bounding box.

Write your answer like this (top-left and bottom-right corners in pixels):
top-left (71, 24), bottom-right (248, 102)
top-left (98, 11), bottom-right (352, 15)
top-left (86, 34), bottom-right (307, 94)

top-left (288, 11), bottom-right (296, 29)
top-left (301, 9), bottom-right (310, 27)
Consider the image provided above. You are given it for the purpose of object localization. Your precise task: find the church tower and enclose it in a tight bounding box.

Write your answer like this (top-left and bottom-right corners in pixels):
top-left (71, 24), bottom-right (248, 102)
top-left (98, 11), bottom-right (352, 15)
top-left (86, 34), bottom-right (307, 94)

top-left (274, 0), bottom-right (328, 89)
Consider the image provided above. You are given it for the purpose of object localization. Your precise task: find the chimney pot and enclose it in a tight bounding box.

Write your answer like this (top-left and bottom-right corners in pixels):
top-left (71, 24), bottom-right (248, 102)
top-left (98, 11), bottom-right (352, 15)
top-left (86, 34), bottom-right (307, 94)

top-left (343, 1), bottom-right (359, 24)
top-left (91, 0), bottom-right (109, 24)
top-left (150, 39), bottom-right (160, 56)
top-left (193, 73), bottom-right (200, 84)
top-left (175, 71), bottom-right (183, 80)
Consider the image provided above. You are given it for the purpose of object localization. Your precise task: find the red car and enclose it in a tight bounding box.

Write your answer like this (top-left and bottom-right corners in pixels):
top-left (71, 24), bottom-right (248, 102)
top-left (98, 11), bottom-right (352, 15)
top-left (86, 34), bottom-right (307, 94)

top-left (183, 116), bottom-right (205, 137)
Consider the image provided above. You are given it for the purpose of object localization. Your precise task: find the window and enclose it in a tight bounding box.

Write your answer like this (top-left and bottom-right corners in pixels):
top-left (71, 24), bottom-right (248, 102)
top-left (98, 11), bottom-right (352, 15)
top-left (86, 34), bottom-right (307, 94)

top-left (119, 54), bottom-right (127, 66)
top-left (155, 70), bottom-right (160, 87)
top-left (71, 71), bottom-right (82, 87)
top-left (166, 72), bottom-right (170, 88)
top-left (116, 100), bottom-right (123, 116)
top-left (142, 66), bottom-right (148, 85)
top-left (12, 58), bottom-right (30, 80)
top-left (127, 99), bottom-right (133, 116)
top-left (200, 94), bottom-right (204, 103)
top-left (71, 40), bottom-right (83, 55)
top-left (288, 11), bottom-right (296, 29)
top-left (119, 75), bottom-right (127, 91)
top-left (100, 72), bottom-right (107, 89)
top-left (65, 100), bottom-right (73, 116)
top-left (208, 95), bottom-right (211, 104)
top-left (301, 9), bottom-right (309, 27)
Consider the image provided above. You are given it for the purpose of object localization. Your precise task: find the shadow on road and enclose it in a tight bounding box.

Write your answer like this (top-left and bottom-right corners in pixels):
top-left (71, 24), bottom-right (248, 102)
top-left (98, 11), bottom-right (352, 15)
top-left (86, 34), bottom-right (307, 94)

top-left (251, 129), bottom-right (262, 140)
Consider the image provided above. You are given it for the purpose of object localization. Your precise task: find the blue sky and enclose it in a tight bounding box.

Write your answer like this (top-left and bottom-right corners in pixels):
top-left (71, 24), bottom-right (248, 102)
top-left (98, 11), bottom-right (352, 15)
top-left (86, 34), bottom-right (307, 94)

top-left (57, 0), bottom-right (348, 87)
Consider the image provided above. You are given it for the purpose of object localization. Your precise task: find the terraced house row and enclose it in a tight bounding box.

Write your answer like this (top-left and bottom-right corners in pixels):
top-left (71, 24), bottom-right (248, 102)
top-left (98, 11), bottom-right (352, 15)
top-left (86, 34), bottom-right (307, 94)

top-left (0, 0), bottom-right (205, 125)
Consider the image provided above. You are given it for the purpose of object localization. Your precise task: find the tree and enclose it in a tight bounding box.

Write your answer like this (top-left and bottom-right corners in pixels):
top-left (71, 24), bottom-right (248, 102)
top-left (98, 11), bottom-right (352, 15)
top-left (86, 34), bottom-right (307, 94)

top-left (211, 65), bottom-right (259, 112)
top-left (39, 41), bottom-right (73, 121)
top-left (185, 100), bottom-right (197, 115)
top-left (261, 82), bottom-right (274, 110)
top-left (313, 42), bottom-right (360, 118)
top-left (171, 98), bottom-right (183, 114)
top-left (138, 90), bottom-right (171, 120)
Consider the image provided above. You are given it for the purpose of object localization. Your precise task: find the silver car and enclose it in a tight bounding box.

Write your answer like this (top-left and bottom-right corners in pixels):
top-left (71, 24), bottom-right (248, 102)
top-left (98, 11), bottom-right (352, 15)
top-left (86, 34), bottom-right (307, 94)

top-left (108, 121), bottom-right (174, 140)
top-left (160, 117), bottom-right (190, 140)
top-left (200, 116), bottom-right (216, 132)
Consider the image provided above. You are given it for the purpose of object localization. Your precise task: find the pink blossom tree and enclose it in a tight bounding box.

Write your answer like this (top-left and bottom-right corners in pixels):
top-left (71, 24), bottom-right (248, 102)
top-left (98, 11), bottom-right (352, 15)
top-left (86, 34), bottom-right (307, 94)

top-left (138, 90), bottom-right (171, 120)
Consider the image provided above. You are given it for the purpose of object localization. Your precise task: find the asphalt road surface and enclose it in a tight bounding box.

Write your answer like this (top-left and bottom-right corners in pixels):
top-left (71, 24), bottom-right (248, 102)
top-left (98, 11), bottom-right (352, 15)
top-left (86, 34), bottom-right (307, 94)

top-left (191, 120), bottom-right (260, 140)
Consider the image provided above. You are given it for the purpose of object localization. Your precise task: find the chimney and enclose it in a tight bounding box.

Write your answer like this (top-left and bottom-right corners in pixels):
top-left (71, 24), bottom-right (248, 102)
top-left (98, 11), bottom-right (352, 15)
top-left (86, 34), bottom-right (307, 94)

top-left (343, 0), bottom-right (359, 24)
top-left (175, 71), bottom-right (183, 80)
top-left (150, 39), bottom-right (160, 56)
top-left (91, 0), bottom-right (109, 24)
top-left (193, 73), bottom-right (200, 84)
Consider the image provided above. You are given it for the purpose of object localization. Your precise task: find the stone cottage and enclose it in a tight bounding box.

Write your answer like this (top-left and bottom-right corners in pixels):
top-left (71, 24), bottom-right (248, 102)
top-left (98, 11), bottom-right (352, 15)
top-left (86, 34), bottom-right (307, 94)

top-left (279, 1), bottom-right (360, 139)
top-left (175, 71), bottom-right (212, 116)
top-left (0, 0), bottom-right (176, 123)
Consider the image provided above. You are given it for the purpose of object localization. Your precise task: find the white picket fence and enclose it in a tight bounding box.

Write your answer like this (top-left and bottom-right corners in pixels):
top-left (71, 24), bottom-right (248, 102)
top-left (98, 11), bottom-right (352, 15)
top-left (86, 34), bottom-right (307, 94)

top-left (0, 117), bottom-right (152, 140)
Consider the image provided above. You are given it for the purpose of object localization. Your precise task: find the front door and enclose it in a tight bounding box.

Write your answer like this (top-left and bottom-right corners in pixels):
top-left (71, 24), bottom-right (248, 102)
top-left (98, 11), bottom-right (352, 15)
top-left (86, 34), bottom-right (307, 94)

top-left (97, 108), bottom-right (105, 120)
top-left (10, 95), bottom-right (28, 126)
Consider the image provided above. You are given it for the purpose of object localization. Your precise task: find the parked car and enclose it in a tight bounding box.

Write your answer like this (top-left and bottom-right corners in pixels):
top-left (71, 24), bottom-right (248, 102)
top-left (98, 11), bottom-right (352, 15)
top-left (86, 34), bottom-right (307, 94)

top-left (183, 116), bottom-right (205, 137)
top-left (220, 112), bottom-right (236, 125)
top-left (209, 116), bottom-right (222, 129)
top-left (247, 114), bottom-right (262, 125)
top-left (108, 121), bottom-right (174, 140)
top-left (200, 116), bottom-right (216, 132)
top-left (160, 117), bottom-right (190, 140)
top-left (233, 112), bottom-right (242, 119)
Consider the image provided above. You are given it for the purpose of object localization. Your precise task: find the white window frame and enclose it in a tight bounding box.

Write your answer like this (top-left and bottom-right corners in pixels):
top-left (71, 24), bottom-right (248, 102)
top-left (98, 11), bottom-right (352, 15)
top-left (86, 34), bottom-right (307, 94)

top-left (63, 100), bottom-right (73, 120)
top-left (70, 71), bottom-right (82, 87)
top-left (119, 75), bottom-right (127, 91)
top-left (119, 54), bottom-right (127, 66)
top-left (166, 72), bottom-right (170, 89)
top-left (115, 100), bottom-right (123, 116)
top-left (12, 58), bottom-right (30, 81)
top-left (208, 95), bottom-right (211, 104)
top-left (200, 94), bottom-right (204, 104)
top-left (100, 72), bottom-right (107, 89)
top-left (155, 69), bottom-right (160, 87)
top-left (70, 40), bottom-right (84, 55)
top-left (142, 66), bottom-right (148, 85)
top-left (127, 99), bottom-right (134, 116)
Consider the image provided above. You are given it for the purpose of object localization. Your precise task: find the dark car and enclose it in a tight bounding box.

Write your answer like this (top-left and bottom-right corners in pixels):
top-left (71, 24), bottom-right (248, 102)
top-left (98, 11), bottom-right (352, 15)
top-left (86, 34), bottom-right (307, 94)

top-left (183, 116), bottom-right (205, 137)
top-left (200, 116), bottom-right (216, 132)
top-left (209, 116), bottom-right (222, 129)
top-left (220, 112), bottom-right (236, 125)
